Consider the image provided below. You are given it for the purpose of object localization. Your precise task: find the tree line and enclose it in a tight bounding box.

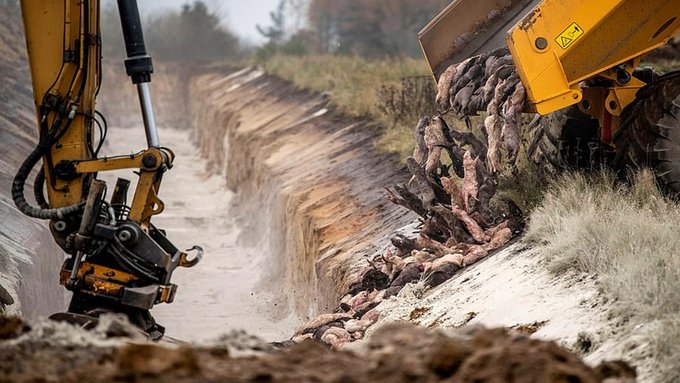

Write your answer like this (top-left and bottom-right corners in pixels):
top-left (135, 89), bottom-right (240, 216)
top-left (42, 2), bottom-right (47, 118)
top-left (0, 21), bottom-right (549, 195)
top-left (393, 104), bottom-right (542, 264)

top-left (99, 0), bottom-right (451, 61)
top-left (101, 1), bottom-right (239, 61)
top-left (304, 0), bottom-right (450, 57)
top-left (258, 0), bottom-right (450, 58)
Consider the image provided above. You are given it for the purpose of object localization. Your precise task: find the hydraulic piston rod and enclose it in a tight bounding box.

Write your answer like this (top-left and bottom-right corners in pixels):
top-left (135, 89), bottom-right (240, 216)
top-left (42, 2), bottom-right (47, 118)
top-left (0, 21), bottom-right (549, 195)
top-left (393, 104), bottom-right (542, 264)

top-left (136, 82), bottom-right (159, 148)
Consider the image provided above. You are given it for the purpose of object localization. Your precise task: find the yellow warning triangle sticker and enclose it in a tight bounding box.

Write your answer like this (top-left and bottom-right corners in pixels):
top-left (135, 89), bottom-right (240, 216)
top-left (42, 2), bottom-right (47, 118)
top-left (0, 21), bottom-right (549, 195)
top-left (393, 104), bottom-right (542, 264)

top-left (555, 22), bottom-right (584, 49)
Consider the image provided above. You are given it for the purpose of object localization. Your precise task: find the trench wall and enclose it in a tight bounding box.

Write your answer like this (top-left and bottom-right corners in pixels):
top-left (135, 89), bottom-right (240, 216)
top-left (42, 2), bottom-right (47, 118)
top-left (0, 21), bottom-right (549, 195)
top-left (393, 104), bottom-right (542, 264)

top-left (0, 4), bottom-right (68, 318)
top-left (186, 68), bottom-right (414, 314)
top-left (101, 63), bottom-right (415, 316)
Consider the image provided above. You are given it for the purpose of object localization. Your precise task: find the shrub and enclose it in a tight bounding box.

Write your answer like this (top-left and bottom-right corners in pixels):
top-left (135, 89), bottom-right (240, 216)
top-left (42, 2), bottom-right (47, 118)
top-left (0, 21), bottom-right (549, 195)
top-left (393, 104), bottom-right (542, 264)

top-left (525, 170), bottom-right (680, 381)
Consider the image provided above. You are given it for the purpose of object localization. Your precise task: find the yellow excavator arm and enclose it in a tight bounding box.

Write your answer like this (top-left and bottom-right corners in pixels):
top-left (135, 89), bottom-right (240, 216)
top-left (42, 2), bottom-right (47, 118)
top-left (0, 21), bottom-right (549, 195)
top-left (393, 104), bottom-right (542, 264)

top-left (16, 0), bottom-right (201, 338)
top-left (20, 0), bottom-right (99, 210)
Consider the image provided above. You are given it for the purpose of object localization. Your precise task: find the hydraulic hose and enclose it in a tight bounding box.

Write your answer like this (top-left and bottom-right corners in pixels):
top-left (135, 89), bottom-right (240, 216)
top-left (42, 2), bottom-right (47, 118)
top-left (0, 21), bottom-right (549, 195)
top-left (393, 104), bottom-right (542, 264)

top-left (33, 167), bottom-right (49, 209)
top-left (110, 238), bottom-right (160, 283)
top-left (12, 141), bottom-right (83, 220)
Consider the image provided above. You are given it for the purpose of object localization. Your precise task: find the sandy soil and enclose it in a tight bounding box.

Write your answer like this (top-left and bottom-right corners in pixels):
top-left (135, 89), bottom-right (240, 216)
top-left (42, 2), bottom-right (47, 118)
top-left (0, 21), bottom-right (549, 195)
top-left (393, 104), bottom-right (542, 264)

top-left (370, 243), bottom-right (608, 345)
top-left (366, 238), bottom-right (654, 381)
top-left (97, 126), bottom-right (301, 342)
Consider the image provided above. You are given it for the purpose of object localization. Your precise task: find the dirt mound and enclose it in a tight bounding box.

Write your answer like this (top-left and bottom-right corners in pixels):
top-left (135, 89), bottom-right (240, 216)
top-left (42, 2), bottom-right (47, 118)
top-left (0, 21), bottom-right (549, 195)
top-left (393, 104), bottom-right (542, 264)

top-left (450, 329), bottom-right (598, 382)
top-left (0, 317), bottom-right (633, 383)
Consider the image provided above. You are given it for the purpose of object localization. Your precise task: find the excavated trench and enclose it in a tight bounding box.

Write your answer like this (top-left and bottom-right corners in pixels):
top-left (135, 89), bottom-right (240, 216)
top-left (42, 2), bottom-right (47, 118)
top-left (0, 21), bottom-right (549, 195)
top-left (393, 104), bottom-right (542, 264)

top-left (182, 67), bottom-right (414, 315)
top-left (0, 0), bottom-right (414, 341)
top-left (85, 63), bottom-right (413, 340)
top-left (0, 0), bottom-right (413, 334)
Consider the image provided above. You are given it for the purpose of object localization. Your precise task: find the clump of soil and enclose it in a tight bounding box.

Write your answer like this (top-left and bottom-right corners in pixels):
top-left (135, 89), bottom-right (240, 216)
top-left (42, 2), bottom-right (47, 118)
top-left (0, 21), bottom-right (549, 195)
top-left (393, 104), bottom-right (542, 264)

top-left (0, 317), bottom-right (634, 383)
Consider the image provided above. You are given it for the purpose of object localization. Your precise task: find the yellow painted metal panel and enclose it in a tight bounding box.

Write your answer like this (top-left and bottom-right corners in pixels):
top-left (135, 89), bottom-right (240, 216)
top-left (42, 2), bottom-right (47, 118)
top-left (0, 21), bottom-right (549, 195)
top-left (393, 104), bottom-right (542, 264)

top-left (20, 0), bottom-right (101, 206)
top-left (507, 0), bottom-right (680, 114)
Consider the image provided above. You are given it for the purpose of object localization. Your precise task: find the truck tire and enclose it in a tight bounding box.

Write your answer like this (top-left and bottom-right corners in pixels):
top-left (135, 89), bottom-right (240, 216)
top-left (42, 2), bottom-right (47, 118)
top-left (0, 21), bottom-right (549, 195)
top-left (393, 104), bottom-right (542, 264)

top-left (527, 105), bottom-right (601, 171)
top-left (527, 67), bottom-right (662, 172)
top-left (614, 71), bottom-right (680, 194)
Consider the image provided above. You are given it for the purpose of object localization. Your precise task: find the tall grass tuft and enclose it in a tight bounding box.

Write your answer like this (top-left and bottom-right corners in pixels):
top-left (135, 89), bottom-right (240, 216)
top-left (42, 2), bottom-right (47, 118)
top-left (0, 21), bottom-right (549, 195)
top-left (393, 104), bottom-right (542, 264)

top-left (525, 169), bottom-right (680, 381)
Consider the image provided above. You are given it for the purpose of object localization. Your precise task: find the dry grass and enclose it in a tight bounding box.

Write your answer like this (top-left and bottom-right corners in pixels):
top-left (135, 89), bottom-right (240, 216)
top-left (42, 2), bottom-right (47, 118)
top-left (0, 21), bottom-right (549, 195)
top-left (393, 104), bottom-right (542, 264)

top-left (258, 54), bottom-right (429, 117)
top-left (524, 170), bottom-right (680, 381)
top-left (255, 54), bottom-right (433, 159)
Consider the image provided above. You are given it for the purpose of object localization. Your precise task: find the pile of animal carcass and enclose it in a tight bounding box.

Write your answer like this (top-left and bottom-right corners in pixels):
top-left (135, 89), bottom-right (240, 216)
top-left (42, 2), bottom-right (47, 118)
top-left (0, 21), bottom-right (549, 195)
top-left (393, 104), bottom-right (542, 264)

top-left (290, 47), bottom-right (530, 349)
top-left (386, 46), bottom-right (526, 264)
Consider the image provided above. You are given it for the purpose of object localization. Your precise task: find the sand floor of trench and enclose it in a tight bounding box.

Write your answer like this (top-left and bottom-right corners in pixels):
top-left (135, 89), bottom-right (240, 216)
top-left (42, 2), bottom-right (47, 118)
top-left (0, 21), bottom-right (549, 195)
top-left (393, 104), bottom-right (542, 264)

top-left (97, 124), bottom-right (301, 342)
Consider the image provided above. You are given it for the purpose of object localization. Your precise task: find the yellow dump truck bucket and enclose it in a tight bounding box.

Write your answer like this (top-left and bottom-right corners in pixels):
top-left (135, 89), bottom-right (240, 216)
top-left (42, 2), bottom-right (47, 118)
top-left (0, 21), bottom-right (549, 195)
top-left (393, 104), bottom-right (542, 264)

top-left (419, 0), bottom-right (541, 81)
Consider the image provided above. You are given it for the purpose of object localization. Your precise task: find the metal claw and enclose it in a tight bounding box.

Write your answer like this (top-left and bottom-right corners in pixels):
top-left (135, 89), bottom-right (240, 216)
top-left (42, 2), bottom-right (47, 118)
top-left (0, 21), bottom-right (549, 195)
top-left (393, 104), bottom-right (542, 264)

top-left (179, 245), bottom-right (203, 268)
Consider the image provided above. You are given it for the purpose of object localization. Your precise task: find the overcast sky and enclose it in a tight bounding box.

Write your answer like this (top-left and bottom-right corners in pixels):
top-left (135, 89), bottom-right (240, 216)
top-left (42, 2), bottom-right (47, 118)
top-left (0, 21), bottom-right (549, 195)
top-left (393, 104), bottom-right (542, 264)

top-left (108, 0), bottom-right (282, 44)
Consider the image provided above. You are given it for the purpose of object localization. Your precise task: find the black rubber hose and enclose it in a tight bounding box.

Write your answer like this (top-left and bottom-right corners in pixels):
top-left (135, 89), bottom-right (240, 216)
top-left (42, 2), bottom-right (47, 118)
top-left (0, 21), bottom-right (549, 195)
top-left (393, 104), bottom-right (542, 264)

top-left (12, 142), bottom-right (83, 220)
top-left (33, 167), bottom-right (49, 209)
top-left (110, 241), bottom-right (160, 283)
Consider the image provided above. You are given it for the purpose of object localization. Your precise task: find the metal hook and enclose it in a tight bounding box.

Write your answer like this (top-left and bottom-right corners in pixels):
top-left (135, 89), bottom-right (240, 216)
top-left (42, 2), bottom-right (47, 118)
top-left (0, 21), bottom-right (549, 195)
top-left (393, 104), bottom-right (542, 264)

top-left (179, 245), bottom-right (203, 268)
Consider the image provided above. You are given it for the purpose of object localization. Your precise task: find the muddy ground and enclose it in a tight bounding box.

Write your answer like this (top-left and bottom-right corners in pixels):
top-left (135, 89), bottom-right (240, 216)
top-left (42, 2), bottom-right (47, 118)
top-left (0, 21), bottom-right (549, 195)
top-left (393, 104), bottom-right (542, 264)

top-left (96, 126), bottom-right (301, 342)
top-left (0, 317), bottom-right (633, 383)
